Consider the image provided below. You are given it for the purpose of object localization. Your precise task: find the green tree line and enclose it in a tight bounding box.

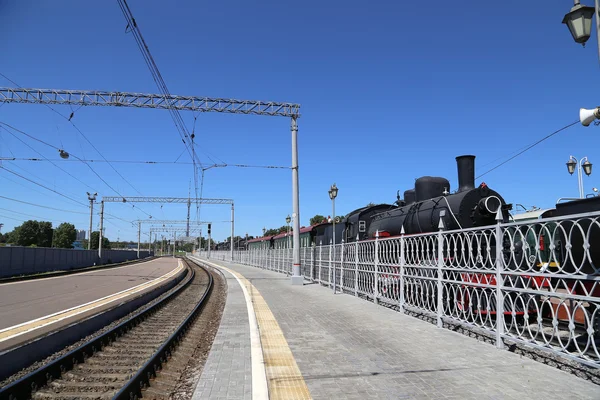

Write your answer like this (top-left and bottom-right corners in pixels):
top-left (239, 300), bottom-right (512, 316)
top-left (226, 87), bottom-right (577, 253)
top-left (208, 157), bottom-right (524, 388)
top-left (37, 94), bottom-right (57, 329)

top-left (0, 220), bottom-right (78, 248)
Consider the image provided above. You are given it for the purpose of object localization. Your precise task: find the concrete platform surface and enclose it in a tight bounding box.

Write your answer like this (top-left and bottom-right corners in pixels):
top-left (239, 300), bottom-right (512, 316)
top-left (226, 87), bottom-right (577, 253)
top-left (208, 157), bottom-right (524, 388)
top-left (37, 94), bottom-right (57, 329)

top-left (0, 257), bottom-right (179, 330)
top-left (193, 256), bottom-right (599, 400)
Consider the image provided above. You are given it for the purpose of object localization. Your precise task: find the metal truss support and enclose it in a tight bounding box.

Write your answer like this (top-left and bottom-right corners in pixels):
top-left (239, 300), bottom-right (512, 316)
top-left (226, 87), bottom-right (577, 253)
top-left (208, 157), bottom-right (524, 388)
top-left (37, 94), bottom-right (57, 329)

top-left (102, 196), bottom-right (233, 204)
top-left (0, 87), bottom-right (301, 118)
top-left (3, 86), bottom-right (303, 286)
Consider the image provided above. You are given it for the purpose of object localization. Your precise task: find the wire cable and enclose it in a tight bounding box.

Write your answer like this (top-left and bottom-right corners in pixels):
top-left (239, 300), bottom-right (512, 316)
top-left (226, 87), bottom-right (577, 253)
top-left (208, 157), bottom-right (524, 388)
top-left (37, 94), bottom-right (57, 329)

top-left (476, 120), bottom-right (579, 179)
top-left (0, 195), bottom-right (89, 214)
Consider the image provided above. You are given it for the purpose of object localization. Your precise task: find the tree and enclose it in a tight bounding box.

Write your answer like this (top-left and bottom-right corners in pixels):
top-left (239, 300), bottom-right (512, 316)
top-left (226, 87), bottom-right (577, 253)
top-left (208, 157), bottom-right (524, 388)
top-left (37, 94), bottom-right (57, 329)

top-left (309, 214), bottom-right (326, 226)
top-left (89, 231), bottom-right (111, 250)
top-left (38, 221), bottom-right (53, 247)
top-left (15, 220), bottom-right (39, 247)
top-left (54, 223), bottom-right (77, 248)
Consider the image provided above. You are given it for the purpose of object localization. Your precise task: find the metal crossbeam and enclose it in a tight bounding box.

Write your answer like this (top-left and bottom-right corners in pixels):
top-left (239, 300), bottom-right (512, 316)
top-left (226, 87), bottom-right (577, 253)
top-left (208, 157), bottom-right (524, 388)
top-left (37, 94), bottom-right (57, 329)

top-left (0, 87), bottom-right (301, 117)
top-left (103, 196), bottom-right (233, 204)
top-left (134, 219), bottom-right (213, 225)
top-left (150, 227), bottom-right (202, 233)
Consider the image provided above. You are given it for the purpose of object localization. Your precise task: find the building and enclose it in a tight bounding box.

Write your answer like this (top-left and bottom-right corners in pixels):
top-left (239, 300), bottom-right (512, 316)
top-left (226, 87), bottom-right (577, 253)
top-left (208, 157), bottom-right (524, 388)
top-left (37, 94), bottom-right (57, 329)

top-left (76, 230), bottom-right (86, 241)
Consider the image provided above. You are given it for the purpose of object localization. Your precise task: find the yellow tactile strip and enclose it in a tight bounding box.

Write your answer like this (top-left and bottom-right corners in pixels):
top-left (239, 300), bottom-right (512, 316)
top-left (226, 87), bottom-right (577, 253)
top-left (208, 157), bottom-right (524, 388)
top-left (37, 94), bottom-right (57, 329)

top-left (210, 262), bottom-right (312, 399)
top-left (0, 260), bottom-right (185, 343)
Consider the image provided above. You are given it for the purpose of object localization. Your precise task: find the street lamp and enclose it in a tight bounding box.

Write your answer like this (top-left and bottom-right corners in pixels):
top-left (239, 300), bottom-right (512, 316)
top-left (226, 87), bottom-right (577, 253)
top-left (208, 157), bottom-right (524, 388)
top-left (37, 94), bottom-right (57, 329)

top-left (562, 1), bottom-right (596, 45)
top-left (286, 214), bottom-right (291, 249)
top-left (328, 183), bottom-right (338, 293)
top-left (562, 2), bottom-right (600, 125)
top-left (566, 155), bottom-right (593, 198)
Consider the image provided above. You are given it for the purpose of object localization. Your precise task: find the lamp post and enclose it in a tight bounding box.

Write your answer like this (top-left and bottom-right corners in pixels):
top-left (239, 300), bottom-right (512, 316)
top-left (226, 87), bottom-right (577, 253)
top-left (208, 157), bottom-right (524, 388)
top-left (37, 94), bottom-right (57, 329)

top-left (566, 155), bottom-right (593, 198)
top-left (86, 192), bottom-right (97, 250)
top-left (328, 183), bottom-right (338, 293)
top-left (562, 1), bottom-right (600, 125)
top-left (286, 214), bottom-right (291, 249)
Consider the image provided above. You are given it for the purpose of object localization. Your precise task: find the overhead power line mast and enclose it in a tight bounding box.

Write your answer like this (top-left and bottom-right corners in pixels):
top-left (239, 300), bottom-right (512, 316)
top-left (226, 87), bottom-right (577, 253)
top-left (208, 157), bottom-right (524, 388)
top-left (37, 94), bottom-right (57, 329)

top-left (101, 196), bottom-right (234, 260)
top-left (0, 85), bottom-right (304, 285)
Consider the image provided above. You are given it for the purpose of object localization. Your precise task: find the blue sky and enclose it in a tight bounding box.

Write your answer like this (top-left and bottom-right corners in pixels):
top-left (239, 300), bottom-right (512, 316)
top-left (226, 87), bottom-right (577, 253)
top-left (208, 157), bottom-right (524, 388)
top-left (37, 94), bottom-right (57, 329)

top-left (1, 1), bottom-right (599, 242)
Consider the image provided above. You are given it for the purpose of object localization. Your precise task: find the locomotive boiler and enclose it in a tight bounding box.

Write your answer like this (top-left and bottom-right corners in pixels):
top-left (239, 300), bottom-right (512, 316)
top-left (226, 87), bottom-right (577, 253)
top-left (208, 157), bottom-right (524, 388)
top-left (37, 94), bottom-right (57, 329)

top-left (368, 155), bottom-right (511, 236)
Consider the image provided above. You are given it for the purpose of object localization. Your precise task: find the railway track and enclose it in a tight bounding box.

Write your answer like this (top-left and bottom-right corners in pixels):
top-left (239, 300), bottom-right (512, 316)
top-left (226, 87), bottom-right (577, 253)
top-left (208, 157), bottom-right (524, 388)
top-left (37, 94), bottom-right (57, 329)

top-left (0, 257), bottom-right (223, 400)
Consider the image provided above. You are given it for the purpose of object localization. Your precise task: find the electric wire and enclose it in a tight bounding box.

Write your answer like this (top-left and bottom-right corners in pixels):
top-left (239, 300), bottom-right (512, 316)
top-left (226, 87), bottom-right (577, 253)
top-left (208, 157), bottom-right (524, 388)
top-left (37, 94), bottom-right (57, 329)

top-left (476, 120), bottom-right (579, 179)
top-left (0, 157), bottom-right (291, 169)
top-left (0, 73), bottom-right (152, 218)
top-left (0, 195), bottom-right (89, 214)
top-left (0, 166), bottom-right (90, 207)
top-left (1, 125), bottom-right (99, 193)
top-left (0, 121), bottom-right (154, 218)
top-left (0, 207), bottom-right (83, 224)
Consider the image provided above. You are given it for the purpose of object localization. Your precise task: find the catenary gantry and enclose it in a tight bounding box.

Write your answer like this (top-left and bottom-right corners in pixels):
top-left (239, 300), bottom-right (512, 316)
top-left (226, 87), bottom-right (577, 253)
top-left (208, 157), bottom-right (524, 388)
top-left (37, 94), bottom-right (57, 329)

top-left (0, 87), bottom-right (300, 117)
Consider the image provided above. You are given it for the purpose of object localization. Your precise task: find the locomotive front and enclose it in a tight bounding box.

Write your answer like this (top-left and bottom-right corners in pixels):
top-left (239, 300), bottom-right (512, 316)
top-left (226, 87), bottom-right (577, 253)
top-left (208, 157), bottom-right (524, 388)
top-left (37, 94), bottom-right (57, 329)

top-left (368, 155), bottom-right (510, 236)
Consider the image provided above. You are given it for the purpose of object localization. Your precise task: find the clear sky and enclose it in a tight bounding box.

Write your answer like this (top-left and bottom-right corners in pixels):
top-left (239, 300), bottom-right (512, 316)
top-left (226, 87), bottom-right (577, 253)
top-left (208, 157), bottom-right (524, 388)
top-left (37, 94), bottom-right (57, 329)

top-left (1, 1), bottom-right (599, 242)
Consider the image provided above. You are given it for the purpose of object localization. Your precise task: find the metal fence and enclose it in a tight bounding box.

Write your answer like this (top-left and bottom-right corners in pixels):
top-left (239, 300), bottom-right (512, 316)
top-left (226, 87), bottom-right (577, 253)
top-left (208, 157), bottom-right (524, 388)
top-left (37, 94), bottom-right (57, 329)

top-left (200, 210), bottom-right (600, 368)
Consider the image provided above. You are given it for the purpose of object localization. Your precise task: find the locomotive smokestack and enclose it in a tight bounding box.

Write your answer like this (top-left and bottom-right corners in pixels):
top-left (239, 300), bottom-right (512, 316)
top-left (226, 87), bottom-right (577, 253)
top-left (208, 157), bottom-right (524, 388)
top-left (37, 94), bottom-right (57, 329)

top-left (456, 155), bottom-right (475, 192)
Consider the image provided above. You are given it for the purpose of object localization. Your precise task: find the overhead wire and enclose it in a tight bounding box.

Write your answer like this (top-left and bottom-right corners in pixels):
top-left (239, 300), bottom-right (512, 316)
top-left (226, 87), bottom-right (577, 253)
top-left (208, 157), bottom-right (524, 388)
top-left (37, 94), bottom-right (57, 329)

top-left (0, 73), bottom-right (153, 219)
top-left (0, 125), bottom-right (99, 193)
top-left (116, 0), bottom-right (204, 223)
top-left (0, 156), bottom-right (291, 169)
top-left (476, 120), bottom-right (579, 179)
top-left (0, 166), bottom-right (90, 208)
top-left (0, 195), bottom-right (89, 214)
top-left (0, 121), bottom-right (154, 219)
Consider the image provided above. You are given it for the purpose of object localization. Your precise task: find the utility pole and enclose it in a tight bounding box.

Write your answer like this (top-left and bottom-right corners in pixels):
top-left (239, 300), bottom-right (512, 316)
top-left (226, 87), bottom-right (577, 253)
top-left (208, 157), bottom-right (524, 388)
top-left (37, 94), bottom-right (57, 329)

top-left (186, 186), bottom-right (191, 237)
top-left (0, 223), bottom-right (3, 233)
top-left (173, 232), bottom-right (176, 258)
top-left (98, 200), bottom-right (104, 259)
top-left (87, 192), bottom-right (97, 250)
top-left (231, 203), bottom-right (234, 261)
top-left (291, 116), bottom-right (302, 285)
top-left (137, 221), bottom-right (141, 259)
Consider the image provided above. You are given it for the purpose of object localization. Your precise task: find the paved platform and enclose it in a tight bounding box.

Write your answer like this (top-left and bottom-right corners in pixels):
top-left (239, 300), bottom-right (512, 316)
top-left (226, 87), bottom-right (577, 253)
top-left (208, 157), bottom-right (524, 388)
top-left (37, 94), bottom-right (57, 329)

top-left (192, 256), bottom-right (599, 400)
top-left (0, 257), bottom-right (182, 350)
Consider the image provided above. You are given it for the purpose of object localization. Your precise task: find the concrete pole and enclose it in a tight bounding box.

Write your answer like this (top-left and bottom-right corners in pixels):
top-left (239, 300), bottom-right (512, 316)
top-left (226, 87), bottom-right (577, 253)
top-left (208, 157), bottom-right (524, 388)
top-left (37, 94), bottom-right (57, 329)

top-left (173, 231), bottom-right (176, 257)
top-left (186, 196), bottom-right (191, 237)
top-left (137, 222), bottom-right (141, 259)
top-left (88, 198), bottom-right (94, 250)
top-left (290, 116), bottom-right (303, 285)
top-left (98, 200), bottom-right (104, 259)
top-left (231, 203), bottom-right (234, 261)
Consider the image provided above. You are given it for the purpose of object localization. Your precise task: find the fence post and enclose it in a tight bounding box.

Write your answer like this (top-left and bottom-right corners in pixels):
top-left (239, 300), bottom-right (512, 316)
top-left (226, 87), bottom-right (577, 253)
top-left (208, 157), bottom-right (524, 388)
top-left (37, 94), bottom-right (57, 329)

top-left (329, 239), bottom-right (333, 289)
top-left (355, 234), bottom-right (359, 297)
top-left (340, 239), bottom-right (345, 292)
top-left (400, 226), bottom-right (405, 314)
top-left (318, 241), bottom-right (323, 284)
top-left (495, 209), bottom-right (505, 349)
top-left (311, 244), bottom-right (315, 281)
top-left (374, 231), bottom-right (379, 305)
top-left (437, 218), bottom-right (445, 328)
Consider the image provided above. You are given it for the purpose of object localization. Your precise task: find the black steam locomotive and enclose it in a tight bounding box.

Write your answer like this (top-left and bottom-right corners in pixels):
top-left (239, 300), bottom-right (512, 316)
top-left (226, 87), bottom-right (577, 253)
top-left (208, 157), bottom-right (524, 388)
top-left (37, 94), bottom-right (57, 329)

top-left (357, 155), bottom-right (511, 239)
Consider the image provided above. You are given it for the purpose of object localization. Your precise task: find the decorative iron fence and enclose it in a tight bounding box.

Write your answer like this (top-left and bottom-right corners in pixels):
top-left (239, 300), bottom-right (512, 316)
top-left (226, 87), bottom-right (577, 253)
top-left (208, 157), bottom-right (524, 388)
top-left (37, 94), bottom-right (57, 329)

top-left (199, 210), bottom-right (600, 368)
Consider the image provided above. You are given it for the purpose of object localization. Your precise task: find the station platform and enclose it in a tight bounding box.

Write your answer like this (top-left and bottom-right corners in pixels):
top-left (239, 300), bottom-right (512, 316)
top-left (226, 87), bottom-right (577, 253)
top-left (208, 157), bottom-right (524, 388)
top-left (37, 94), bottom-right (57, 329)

top-left (190, 256), bottom-right (599, 400)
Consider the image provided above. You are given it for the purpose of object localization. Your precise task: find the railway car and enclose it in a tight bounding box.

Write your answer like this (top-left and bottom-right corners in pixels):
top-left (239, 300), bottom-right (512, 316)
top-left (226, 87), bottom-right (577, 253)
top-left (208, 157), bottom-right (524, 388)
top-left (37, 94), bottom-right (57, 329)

top-left (272, 226), bottom-right (316, 248)
top-left (247, 235), bottom-right (274, 250)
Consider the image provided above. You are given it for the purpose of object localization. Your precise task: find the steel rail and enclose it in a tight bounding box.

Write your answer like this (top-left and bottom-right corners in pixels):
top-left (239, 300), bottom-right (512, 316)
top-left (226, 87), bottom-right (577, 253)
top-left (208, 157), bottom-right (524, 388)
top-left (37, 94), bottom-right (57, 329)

top-left (0, 259), bottom-right (208, 400)
top-left (114, 257), bottom-right (214, 399)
